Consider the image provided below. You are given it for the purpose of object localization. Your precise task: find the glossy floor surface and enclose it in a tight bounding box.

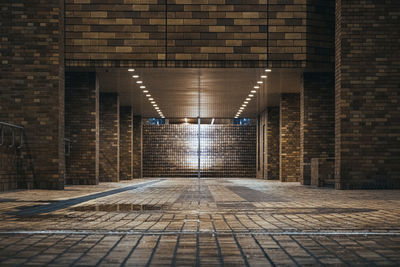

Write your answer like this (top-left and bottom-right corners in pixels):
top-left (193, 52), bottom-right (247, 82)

top-left (0, 178), bottom-right (399, 266)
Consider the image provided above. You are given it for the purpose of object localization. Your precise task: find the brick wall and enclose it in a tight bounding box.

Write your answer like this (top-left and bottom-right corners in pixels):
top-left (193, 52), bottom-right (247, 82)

top-left (65, 72), bottom-right (99, 185)
top-left (143, 124), bottom-right (256, 178)
top-left (0, 0), bottom-right (65, 189)
top-left (335, 0), bottom-right (400, 189)
top-left (62, 0), bottom-right (332, 69)
top-left (120, 106), bottom-right (133, 180)
top-left (300, 72), bottom-right (334, 185)
top-left (99, 93), bottom-right (120, 182)
top-left (256, 111), bottom-right (267, 179)
top-left (280, 93), bottom-right (300, 182)
top-left (267, 107), bottom-right (280, 180)
top-left (132, 116), bottom-right (142, 178)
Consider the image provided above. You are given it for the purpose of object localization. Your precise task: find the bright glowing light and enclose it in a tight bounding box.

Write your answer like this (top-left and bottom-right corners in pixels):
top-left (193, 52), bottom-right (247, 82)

top-left (261, 75), bottom-right (267, 78)
top-left (128, 68), bottom-right (135, 72)
top-left (151, 101), bottom-right (155, 104)
top-left (244, 101), bottom-right (248, 104)
top-left (249, 94), bottom-right (254, 97)
top-left (265, 69), bottom-right (272, 72)
top-left (254, 86), bottom-right (260, 89)
top-left (251, 90), bottom-right (256, 93)
top-left (146, 94), bottom-right (151, 97)
top-left (136, 81), bottom-right (143, 84)
top-left (184, 118), bottom-right (188, 123)
top-left (246, 98), bottom-right (251, 101)
top-left (149, 98), bottom-right (154, 101)
top-left (143, 90), bottom-right (149, 93)
top-left (257, 81), bottom-right (263, 84)
top-left (132, 75), bottom-right (139, 78)
top-left (140, 86), bottom-right (146, 89)
top-left (240, 107), bottom-right (244, 110)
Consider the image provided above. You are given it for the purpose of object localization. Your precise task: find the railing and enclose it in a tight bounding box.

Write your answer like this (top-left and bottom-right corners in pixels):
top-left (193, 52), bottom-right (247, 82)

top-left (0, 122), bottom-right (24, 149)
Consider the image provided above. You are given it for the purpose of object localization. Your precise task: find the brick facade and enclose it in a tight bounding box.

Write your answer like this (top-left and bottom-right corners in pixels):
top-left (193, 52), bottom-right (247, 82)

top-left (300, 72), bottom-right (335, 185)
top-left (267, 107), bottom-right (280, 180)
top-left (280, 93), bottom-right (300, 182)
top-left (143, 124), bottom-right (256, 178)
top-left (335, 0), bottom-right (400, 189)
top-left (132, 116), bottom-right (142, 179)
top-left (256, 111), bottom-right (267, 179)
top-left (0, 0), bottom-right (65, 189)
top-left (65, 72), bottom-right (99, 185)
top-left (99, 93), bottom-right (120, 182)
top-left (119, 106), bottom-right (133, 180)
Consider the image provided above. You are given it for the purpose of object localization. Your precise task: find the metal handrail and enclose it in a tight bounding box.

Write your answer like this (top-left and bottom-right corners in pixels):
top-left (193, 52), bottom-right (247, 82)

top-left (0, 121), bottom-right (24, 149)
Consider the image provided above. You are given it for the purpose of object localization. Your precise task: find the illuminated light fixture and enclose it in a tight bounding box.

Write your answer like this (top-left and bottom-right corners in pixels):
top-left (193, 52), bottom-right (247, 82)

top-left (251, 90), bottom-right (257, 93)
top-left (149, 98), bottom-right (154, 101)
top-left (151, 101), bottom-right (156, 104)
top-left (244, 101), bottom-right (249, 104)
top-left (235, 116), bottom-right (238, 119)
top-left (261, 75), bottom-right (267, 79)
top-left (146, 94), bottom-right (151, 97)
top-left (257, 81), bottom-right (263, 84)
top-left (132, 75), bottom-right (139, 78)
top-left (254, 86), bottom-right (260, 89)
top-left (240, 107), bottom-right (244, 110)
top-left (140, 86), bottom-right (146, 89)
top-left (265, 69), bottom-right (272, 72)
top-left (211, 118), bottom-right (215, 125)
top-left (184, 118), bottom-right (188, 123)
top-left (249, 94), bottom-right (254, 97)
top-left (246, 98), bottom-right (251, 101)
top-left (136, 81), bottom-right (143, 84)
top-left (242, 105), bottom-right (247, 107)
top-left (128, 68), bottom-right (135, 72)
top-left (143, 90), bottom-right (149, 93)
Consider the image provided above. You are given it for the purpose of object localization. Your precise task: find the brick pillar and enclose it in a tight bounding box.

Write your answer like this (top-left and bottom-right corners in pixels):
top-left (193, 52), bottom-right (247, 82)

top-left (280, 93), bottom-right (300, 182)
top-left (0, 0), bottom-right (65, 190)
top-left (256, 111), bottom-right (267, 179)
top-left (132, 116), bottom-right (142, 178)
top-left (267, 107), bottom-right (280, 180)
top-left (65, 72), bottom-right (99, 185)
top-left (99, 93), bottom-right (120, 182)
top-left (120, 106), bottom-right (133, 180)
top-left (335, 0), bottom-right (400, 189)
top-left (300, 72), bottom-right (335, 185)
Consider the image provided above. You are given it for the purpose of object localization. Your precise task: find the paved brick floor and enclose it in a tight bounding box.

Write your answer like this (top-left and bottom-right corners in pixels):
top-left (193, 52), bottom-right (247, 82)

top-left (0, 178), bottom-right (399, 266)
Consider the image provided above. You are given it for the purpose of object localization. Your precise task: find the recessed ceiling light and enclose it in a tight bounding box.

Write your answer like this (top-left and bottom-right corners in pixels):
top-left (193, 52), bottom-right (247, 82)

top-left (261, 75), bottom-right (267, 78)
top-left (254, 86), bottom-right (260, 89)
top-left (149, 98), bottom-right (154, 101)
top-left (251, 90), bottom-right (257, 93)
top-left (143, 90), bottom-right (149, 93)
top-left (249, 94), bottom-right (254, 97)
top-left (265, 69), bottom-right (272, 72)
top-left (246, 98), bottom-right (251, 101)
top-left (244, 101), bottom-right (249, 104)
top-left (132, 75), bottom-right (139, 78)
top-left (128, 68), bottom-right (135, 72)
top-left (151, 101), bottom-right (155, 104)
top-left (140, 86), bottom-right (146, 89)
top-left (242, 104), bottom-right (247, 107)
top-left (146, 94), bottom-right (151, 97)
top-left (257, 81), bottom-right (263, 84)
top-left (136, 81), bottom-right (143, 84)
top-left (240, 107), bottom-right (244, 110)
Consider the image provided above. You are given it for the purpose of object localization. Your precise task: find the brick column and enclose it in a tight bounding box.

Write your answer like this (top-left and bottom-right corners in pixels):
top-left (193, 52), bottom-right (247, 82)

top-left (267, 107), bottom-right (280, 180)
top-left (280, 93), bottom-right (300, 182)
top-left (120, 106), bottom-right (133, 180)
top-left (65, 72), bottom-right (99, 185)
top-left (100, 93), bottom-right (120, 182)
top-left (132, 116), bottom-right (142, 178)
top-left (300, 72), bottom-right (335, 185)
top-left (335, 0), bottom-right (400, 189)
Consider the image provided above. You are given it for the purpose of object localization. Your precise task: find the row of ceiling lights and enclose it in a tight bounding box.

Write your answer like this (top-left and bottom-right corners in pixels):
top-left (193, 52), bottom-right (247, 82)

top-left (128, 69), bottom-right (165, 119)
top-left (235, 69), bottom-right (272, 119)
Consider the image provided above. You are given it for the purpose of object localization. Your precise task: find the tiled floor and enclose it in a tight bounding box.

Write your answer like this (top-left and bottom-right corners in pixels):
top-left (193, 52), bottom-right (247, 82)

top-left (0, 178), bottom-right (399, 266)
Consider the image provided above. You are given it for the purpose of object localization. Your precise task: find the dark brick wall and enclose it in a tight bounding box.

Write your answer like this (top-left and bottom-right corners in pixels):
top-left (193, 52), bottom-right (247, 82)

top-left (143, 124), bottom-right (256, 178)
top-left (120, 106), bottom-right (133, 180)
top-left (267, 107), bottom-right (280, 180)
top-left (65, 72), bottom-right (99, 185)
top-left (300, 72), bottom-right (335, 185)
top-left (99, 93), bottom-right (120, 182)
top-left (0, 0), bottom-right (65, 189)
top-left (62, 0), bottom-right (334, 69)
top-left (132, 116), bottom-right (142, 179)
top-left (335, 0), bottom-right (400, 189)
top-left (280, 93), bottom-right (300, 182)
top-left (256, 111), bottom-right (267, 179)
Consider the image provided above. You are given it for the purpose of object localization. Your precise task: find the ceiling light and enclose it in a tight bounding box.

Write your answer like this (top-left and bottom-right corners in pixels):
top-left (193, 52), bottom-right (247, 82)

top-left (146, 94), bottom-right (151, 97)
top-left (151, 101), bottom-right (155, 104)
top-left (242, 105), bottom-right (247, 107)
top-left (240, 107), bottom-right (244, 110)
top-left (140, 86), bottom-right (146, 89)
top-left (265, 69), bottom-right (272, 72)
top-left (143, 90), bottom-right (149, 93)
top-left (261, 75), bottom-right (267, 79)
top-left (244, 101), bottom-right (248, 104)
top-left (249, 94), bottom-right (254, 97)
top-left (257, 81), bottom-right (263, 84)
top-left (235, 117), bottom-right (238, 119)
top-left (149, 98), bottom-right (154, 101)
top-left (246, 98), bottom-right (251, 101)
top-left (254, 86), bottom-right (260, 89)
top-left (132, 75), bottom-right (139, 78)
top-left (128, 68), bottom-right (135, 72)
top-left (251, 90), bottom-right (256, 93)
top-left (136, 81), bottom-right (143, 84)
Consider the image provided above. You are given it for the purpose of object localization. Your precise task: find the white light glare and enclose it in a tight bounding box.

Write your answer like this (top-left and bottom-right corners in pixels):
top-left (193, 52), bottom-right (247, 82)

top-left (128, 69), bottom-right (135, 72)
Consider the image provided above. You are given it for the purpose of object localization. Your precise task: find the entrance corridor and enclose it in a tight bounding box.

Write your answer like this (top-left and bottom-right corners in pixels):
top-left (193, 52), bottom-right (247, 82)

top-left (0, 178), bottom-right (399, 266)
